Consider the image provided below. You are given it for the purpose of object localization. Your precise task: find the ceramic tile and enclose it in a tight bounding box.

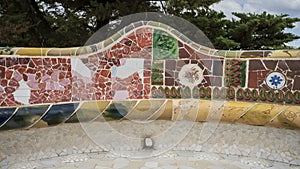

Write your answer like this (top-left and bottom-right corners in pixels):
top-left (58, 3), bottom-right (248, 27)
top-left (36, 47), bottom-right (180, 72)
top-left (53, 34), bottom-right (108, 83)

top-left (221, 101), bottom-right (253, 122)
top-left (66, 101), bottom-right (107, 123)
top-left (0, 105), bottom-right (49, 130)
top-left (40, 103), bottom-right (79, 126)
top-left (236, 104), bottom-right (283, 125)
top-left (0, 21), bottom-right (299, 130)
top-left (124, 100), bottom-right (167, 121)
top-left (225, 59), bottom-right (246, 87)
top-left (268, 106), bottom-right (300, 129)
top-left (0, 108), bottom-right (16, 126)
top-left (101, 101), bottom-right (136, 121)
top-left (153, 29), bottom-right (178, 60)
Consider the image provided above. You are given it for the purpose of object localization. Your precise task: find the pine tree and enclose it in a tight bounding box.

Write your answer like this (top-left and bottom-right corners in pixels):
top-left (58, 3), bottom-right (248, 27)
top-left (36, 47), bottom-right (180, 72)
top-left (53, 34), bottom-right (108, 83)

top-left (0, 0), bottom-right (299, 49)
top-left (228, 12), bottom-right (300, 49)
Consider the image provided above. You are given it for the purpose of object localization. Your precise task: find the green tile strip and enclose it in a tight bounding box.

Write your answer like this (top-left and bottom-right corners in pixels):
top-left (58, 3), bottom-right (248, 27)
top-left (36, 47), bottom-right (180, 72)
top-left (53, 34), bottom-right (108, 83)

top-left (225, 59), bottom-right (246, 87)
top-left (153, 29), bottom-right (179, 60)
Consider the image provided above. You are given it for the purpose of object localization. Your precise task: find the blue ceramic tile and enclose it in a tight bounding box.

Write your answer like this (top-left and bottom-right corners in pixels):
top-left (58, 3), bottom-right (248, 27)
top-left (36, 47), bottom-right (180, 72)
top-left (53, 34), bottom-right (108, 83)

top-left (0, 108), bottom-right (16, 127)
top-left (65, 108), bottom-right (99, 123)
top-left (102, 102), bottom-right (131, 121)
top-left (42, 103), bottom-right (79, 125)
top-left (1, 105), bottom-right (49, 130)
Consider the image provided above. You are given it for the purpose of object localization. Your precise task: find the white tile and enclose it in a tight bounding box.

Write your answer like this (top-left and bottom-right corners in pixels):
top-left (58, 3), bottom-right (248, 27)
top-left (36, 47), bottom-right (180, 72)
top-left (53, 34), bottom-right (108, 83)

top-left (14, 80), bottom-right (30, 104)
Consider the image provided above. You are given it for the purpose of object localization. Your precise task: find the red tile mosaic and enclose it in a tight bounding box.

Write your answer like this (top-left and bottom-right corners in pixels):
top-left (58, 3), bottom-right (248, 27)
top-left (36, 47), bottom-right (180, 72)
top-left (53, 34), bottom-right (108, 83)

top-left (104, 28), bottom-right (152, 60)
top-left (0, 57), bottom-right (72, 106)
top-left (248, 59), bottom-right (300, 95)
top-left (1, 25), bottom-right (299, 108)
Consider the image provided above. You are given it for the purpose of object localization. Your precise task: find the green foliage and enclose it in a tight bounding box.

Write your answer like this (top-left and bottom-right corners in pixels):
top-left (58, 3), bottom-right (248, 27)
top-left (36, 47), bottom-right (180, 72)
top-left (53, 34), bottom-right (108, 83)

top-left (177, 8), bottom-right (239, 49)
top-left (0, 0), bottom-right (299, 49)
top-left (0, 0), bottom-right (159, 47)
top-left (164, 1), bottom-right (299, 49)
top-left (227, 12), bottom-right (300, 49)
top-left (0, 0), bottom-right (53, 46)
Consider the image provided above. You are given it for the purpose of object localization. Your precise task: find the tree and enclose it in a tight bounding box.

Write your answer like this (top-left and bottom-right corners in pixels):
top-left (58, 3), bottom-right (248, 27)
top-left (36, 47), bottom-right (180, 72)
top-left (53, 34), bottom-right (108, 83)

top-left (0, 0), bottom-right (159, 47)
top-left (227, 12), bottom-right (300, 50)
top-left (0, 0), bottom-right (53, 46)
top-left (149, 1), bottom-right (300, 49)
top-left (176, 8), bottom-right (239, 49)
top-left (0, 0), bottom-right (299, 49)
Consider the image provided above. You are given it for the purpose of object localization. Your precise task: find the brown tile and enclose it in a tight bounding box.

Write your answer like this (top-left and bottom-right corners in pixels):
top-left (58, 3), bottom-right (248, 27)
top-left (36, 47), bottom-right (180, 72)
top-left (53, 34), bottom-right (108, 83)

top-left (293, 76), bottom-right (300, 90)
top-left (144, 77), bottom-right (150, 83)
top-left (249, 60), bottom-right (265, 70)
top-left (5, 87), bottom-right (15, 93)
top-left (23, 74), bottom-right (28, 81)
top-left (166, 60), bottom-right (176, 70)
top-left (6, 58), bottom-right (18, 68)
top-left (184, 44), bottom-right (195, 56)
top-left (278, 60), bottom-right (289, 70)
top-left (178, 41), bottom-right (184, 47)
top-left (165, 78), bottom-right (174, 86)
top-left (18, 58), bottom-right (30, 64)
top-left (201, 60), bottom-right (212, 70)
top-left (191, 60), bottom-right (198, 64)
top-left (248, 72), bottom-right (258, 88)
top-left (177, 60), bottom-right (185, 68)
top-left (257, 70), bottom-right (270, 80)
top-left (203, 69), bottom-right (210, 76)
top-left (5, 70), bottom-right (13, 79)
top-left (165, 71), bottom-right (174, 77)
top-left (0, 66), bottom-right (5, 79)
top-left (0, 79), bottom-right (7, 86)
top-left (287, 70), bottom-right (300, 78)
top-left (183, 60), bottom-right (190, 64)
top-left (0, 58), bottom-right (5, 66)
top-left (263, 60), bottom-right (277, 70)
top-left (143, 70), bottom-right (151, 77)
top-left (179, 48), bottom-right (190, 58)
top-left (197, 62), bottom-right (205, 70)
top-left (286, 60), bottom-right (300, 70)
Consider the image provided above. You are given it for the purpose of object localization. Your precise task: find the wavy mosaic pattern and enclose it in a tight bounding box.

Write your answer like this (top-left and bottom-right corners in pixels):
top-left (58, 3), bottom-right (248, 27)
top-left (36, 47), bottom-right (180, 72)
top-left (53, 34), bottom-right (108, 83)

top-left (0, 21), bottom-right (300, 130)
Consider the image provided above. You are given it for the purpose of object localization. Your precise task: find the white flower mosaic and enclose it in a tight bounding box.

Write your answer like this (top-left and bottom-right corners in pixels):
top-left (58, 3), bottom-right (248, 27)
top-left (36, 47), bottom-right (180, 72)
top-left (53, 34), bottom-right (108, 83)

top-left (265, 71), bottom-right (286, 90)
top-left (178, 64), bottom-right (204, 87)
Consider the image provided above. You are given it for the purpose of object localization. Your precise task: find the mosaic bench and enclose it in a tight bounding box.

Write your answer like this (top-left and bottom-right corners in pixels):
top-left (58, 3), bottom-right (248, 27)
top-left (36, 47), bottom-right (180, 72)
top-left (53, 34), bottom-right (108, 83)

top-left (0, 21), bottom-right (300, 131)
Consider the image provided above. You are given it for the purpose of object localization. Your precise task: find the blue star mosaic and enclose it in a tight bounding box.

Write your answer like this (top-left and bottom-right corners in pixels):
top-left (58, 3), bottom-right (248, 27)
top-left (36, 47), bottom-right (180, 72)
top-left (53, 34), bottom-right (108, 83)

top-left (269, 75), bottom-right (283, 88)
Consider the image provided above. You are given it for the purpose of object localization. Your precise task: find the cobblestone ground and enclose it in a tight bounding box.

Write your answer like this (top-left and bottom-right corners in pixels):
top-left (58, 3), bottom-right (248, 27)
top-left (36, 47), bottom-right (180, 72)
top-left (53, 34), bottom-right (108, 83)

top-left (0, 121), bottom-right (299, 169)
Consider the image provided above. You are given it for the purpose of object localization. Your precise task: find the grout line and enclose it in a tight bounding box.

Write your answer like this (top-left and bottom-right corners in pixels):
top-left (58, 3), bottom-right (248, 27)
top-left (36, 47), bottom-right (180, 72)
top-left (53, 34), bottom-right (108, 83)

top-left (25, 104), bottom-right (53, 129)
top-left (60, 102), bottom-right (84, 124)
top-left (90, 100), bottom-right (112, 122)
top-left (269, 106), bottom-right (288, 123)
top-left (146, 99), bottom-right (168, 121)
top-left (0, 107), bottom-right (19, 128)
top-left (123, 100), bottom-right (141, 119)
top-left (245, 59), bottom-right (249, 88)
top-left (236, 103), bottom-right (257, 121)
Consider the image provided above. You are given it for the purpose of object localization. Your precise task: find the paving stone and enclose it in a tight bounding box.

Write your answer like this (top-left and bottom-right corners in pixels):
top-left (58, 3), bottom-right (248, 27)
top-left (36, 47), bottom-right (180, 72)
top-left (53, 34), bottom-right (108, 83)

top-left (0, 121), bottom-right (299, 169)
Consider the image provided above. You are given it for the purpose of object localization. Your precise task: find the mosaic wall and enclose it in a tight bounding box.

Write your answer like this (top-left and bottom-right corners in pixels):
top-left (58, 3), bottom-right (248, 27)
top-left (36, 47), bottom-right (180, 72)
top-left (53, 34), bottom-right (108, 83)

top-left (0, 21), bottom-right (300, 130)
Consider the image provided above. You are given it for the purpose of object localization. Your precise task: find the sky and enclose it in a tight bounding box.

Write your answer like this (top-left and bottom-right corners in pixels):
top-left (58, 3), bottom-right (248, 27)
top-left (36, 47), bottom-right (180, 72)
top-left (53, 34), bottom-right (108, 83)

top-left (211, 0), bottom-right (300, 48)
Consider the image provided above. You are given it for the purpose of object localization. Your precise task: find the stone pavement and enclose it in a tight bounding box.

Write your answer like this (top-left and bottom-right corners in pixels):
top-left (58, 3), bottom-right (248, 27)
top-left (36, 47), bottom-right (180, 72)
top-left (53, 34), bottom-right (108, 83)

top-left (0, 121), bottom-right (299, 169)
